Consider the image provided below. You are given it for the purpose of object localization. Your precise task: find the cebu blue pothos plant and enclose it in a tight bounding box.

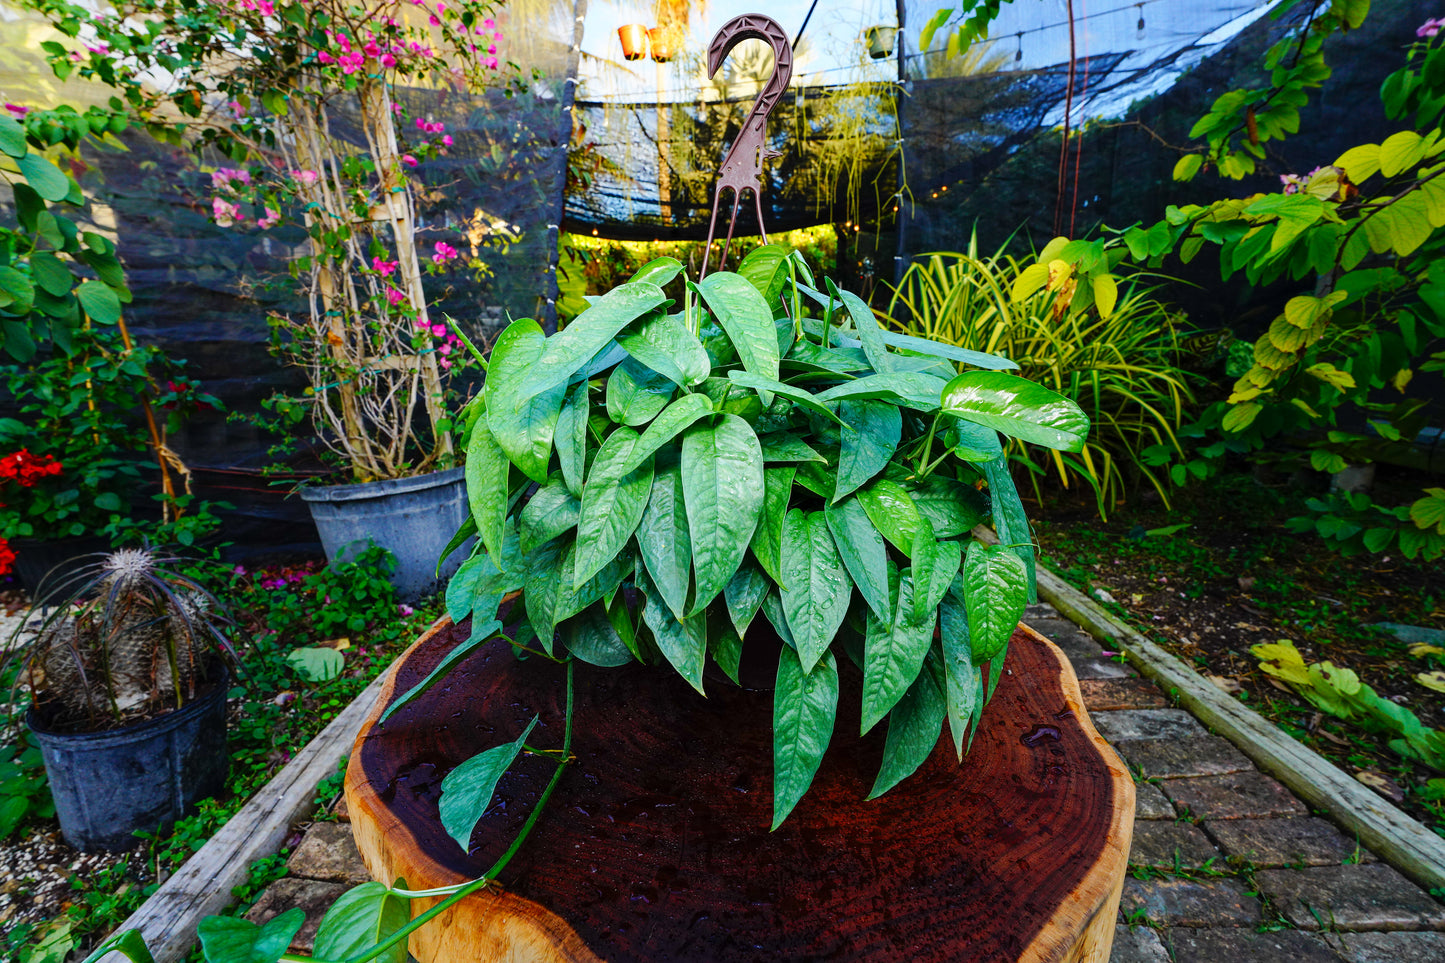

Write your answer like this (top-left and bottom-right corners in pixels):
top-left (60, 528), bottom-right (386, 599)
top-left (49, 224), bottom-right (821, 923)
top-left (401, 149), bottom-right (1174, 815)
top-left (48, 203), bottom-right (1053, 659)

top-left (431, 245), bottom-right (1089, 832)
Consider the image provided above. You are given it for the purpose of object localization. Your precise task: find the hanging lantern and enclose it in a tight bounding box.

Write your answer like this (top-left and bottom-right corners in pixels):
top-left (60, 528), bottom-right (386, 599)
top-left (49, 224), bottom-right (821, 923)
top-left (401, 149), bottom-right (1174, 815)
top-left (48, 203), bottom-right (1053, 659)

top-left (648, 26), bottom-right (677, 63)
top-left (618, 24), bottom-right (649, 61)
top-left (864, 26), bottom-right (897, 61)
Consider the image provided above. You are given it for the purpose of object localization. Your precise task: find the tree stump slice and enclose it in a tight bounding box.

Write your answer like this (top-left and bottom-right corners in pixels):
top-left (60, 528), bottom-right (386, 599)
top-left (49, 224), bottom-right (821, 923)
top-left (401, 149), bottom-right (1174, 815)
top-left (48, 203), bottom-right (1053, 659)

top-left (345, 614), bottom-right (1134, 963)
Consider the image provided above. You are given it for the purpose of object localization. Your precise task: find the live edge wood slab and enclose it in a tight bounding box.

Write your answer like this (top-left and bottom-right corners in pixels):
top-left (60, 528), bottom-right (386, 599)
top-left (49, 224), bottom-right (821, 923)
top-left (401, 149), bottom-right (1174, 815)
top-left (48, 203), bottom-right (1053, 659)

top-left (345, 615), bottom-right (1134, 963)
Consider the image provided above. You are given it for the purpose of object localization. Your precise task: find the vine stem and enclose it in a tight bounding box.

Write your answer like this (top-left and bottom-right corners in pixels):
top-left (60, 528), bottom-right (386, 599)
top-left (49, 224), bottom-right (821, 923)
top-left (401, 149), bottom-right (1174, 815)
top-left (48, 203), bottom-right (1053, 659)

top-left (279, 659), bottom-right (577, 963)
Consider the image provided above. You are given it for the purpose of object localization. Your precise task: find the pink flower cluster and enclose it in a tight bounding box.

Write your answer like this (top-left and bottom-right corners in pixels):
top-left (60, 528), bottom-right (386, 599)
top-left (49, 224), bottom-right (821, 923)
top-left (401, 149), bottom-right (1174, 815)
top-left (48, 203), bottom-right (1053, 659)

top-left (4, 103), bottom-right (28, 117)
top-left (211, 167), bottom-right (251, 188)
top-left (372, 257), bottom-right (398, 277)
top-left (415, 316), bottom-right (466, 369)
top-left (235, 0), bottom-right (275, 15)
top-left (212, 197), bottom-right (243, 226)
top-left (1279, 165), bottom-right (1330, 195)
top-left (432, 241), bottom-right (460, 264)
top-left (415, 116), bottom-right (447, 135)
top-left (317, 25), bottom-right (437, 73)
top-left (1419, 17), bottom-right (1445, 38)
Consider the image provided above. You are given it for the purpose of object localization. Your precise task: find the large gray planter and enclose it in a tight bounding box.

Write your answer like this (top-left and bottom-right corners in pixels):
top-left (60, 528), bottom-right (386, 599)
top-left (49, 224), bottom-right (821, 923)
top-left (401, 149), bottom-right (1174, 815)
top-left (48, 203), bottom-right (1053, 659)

top-left (299, 466), bottom-right (472, 601)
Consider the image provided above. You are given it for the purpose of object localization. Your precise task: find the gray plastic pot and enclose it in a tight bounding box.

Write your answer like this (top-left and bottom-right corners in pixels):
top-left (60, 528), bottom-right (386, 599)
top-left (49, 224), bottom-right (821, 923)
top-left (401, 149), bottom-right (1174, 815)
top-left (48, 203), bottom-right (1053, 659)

top-left (27, 667), bottom-right (230, 852)
top-left (299, 466), bottom-right (472, 601)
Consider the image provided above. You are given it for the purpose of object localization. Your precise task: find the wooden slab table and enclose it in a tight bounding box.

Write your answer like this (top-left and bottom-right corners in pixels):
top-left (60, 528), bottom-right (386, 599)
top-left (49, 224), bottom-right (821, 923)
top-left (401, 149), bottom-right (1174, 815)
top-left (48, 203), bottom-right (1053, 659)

top-left (345, 617), bottom-right (1134, 962)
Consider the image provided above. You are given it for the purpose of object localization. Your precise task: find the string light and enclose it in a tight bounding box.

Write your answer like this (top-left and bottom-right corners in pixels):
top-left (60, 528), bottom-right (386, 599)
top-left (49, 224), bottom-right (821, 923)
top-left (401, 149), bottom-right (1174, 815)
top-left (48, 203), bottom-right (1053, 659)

top-left (1136, 3), bottom-right (1146, 39)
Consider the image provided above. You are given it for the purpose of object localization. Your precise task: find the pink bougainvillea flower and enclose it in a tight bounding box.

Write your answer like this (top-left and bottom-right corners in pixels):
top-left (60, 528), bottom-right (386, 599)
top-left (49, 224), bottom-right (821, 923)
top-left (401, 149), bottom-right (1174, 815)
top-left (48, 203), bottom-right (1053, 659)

top-left (442, 134), bottom-right (453, 146)
top-left (483, 17), bottom-right (496, 28)
top-left (211, 197), bottom-right (242, 226)
top-left (318, 50), bottom-right (335, 64)
top-left (432, 241), bottom-right (459, 264)
top-left (372, 256), bottom-right (398, 276)
top-left (4, 103), bottom-right (29, 117)
top-left (401, 154), bottom-right (418, 166)
top-left (431, 323), bottom-right (447, 337)
top-left (439, 342), bottom-right (452, 355)
top-left (257, 207), bottom-right (281, 229)
top-left (1279, 173), bottom-right (1304, 195)
top-left (1419, 17), bottom-right (1445, 37)
top-left (381, 52), bottom-right (397, 67)
top-left (294, 168), bottom-right (320, 185)
top-left (386, 287), bottom-right (406, 307)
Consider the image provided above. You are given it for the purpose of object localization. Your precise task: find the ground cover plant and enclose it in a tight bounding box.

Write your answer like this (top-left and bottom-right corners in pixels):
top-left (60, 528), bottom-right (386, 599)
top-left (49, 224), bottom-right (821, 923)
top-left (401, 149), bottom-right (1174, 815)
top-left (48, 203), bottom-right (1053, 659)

top-left (0, 546), bottom-right (436, 961)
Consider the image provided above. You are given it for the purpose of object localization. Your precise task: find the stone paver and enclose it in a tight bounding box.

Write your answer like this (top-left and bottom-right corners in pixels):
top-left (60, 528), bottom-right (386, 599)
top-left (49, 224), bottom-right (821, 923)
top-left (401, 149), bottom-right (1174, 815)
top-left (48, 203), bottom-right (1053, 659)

top-left (1109, 924), bottom-right (1170, 962)
top-left (1092, 708), bottom-right (1207, 743)
top-left (1134, 782), bottom-right (1176, 820)
top-left (1253, 864), bottom-right (1445, 932)
top-left (1166, 927), bottom-right (1344, 962)
top-left (1325, 930), bottom-right (1445, 962)
top-left (286, 821), bottom-right (371, 886)
top-left (1160, 771), bottom-right (1308, 820)
top-left (1128, 821), bottom-right (1221, 869)
top-left (1117, 736), bottom-right (1253, 780)
top-left (1120, 877), bottom-right (1261, 927)
top-left (1205, 816), bottom-right (1372, 867)
top-left (244, 877), bottom-right (349, 953)
top-left (1079, 677), bottom-right (1168, 711)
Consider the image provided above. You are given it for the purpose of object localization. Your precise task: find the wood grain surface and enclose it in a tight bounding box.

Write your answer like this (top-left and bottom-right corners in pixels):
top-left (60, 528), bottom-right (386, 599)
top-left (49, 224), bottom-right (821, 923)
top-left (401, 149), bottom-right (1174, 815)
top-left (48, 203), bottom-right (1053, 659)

top-left (346, 615), bottom-right (1133, 962)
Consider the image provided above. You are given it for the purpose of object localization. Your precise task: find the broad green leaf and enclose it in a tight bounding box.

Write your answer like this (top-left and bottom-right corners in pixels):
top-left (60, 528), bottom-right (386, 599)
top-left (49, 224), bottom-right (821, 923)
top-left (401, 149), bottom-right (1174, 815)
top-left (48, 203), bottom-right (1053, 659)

top-left (29, 252), bottom-right (72, 297)
top-left (950, 418), bottom-right (1003, 462)
top-left (1172, 153), bottom-right (1204, 182)
top-left (575, 427), bottom-right (654, 586)
top-left (556, 544), bottom-right (632, 625)
top-left (827, 278), bottom-right (892, 374)
top-left (605, 356), bottom-right (675, 426)
top-left (824, 496), bottom-right (891, 623)
top-left (81, 930), bottom-right (154, 963)
top-left (750, 465), bottom-right (795, 581)
top-left (877, 330), bottom-right (1017, 370)
top-left (815, 373), bottom-right (949, 411)
top-left (780, 509), bottom-right (851, 672)
top-left (861, 573), bottom-right (934, 734)
top-left (760, 589), bottom-right (797, 647)
top-left (724, 555), bottom-right (770, 637)
top-left (709, 620), bottom-right (744, 685)
top-left (198, 910), bottom-right (303, 963)
top-left (910, 474), bottom-right (987, 538)
top-left (942, 372), bottom-right (1089, 451)
top-left (834, 399), bottom-right (900, 501)
top-left (18, 153), bottom-right (70, 202)
top-left (518, 477), bottom-right (580, 554)
top-left (487, 319), bottom-right (565, 483)
top-left (555, 381), bottom-right (589, 498)
top-left (772, 647), bottom-right (839, 829)
top-left (638, 564), bottom-right (707, 692)
top-left (629, 256), bottom-right (683, 287)
top-left (465, 419), bottom-right (510, 563)
top-left (524, 539), bottom-right (568, 651)
top-left (726, 370), bottom-right (845, 424)
top-left (868, 660), bottom-right (946, 799)
top-left (0, 266), bottom-right (35, 315)
top-left (76, 280), bottom-right (121, 324)
top-left (446, 525), bottom-right (522, 622)
top-left (696, 273), bottom-right (781, 393)
top-left (759, 431), bottom-right (826, 463)
top-left (637, 464), bottom-right (692, 620)
top-left (560, 603), bottom-right (634, 666)
top-left (313, 882), bottom-right (410, 963)
top-left (1380, 130), bottom-right (1427, 178)
top-left (793, 458), bottom-right (835, 498)
top-left (857, 478), bottom-right (923, 554)
top-left (682, 415), bottom-right (764, 614)
top-left (910, 518), bottom-right (961, 622)
top-left (616, 310), bottom-right (710, 387)
top-left (0, 115), bottom-right (25, 158)
top-left (380, 616), bottom-right (502, 725)
top-left (962, 542), bottom-right (1028, 662)
top-left (982, 455), bottom-right (1036, 600)
top-left (285, 646), bottom-right (343, 682)
top-left (618, 392), bottom-right (715, 474)
top-left (518, 282), bottom-right (667, 399)
top-left (737, 243), bottom-right (791, 306)
top-left (439, 716), bottom-right (539, 850)
top-left (940, 580), bottom-right (978, 759)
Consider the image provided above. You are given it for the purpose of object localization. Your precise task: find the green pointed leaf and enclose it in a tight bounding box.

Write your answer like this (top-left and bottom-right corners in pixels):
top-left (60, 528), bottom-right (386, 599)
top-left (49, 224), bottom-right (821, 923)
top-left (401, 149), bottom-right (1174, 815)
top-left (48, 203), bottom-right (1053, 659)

top-left (605, 356), bottom-right (675, 426)
top-left (963, 542), bottom-right (1027, 662)
top-left (868, 660), bottom-right (946, 799)
top-left (910, 474), bottom-right (987, 538)
top-left (815, 373), bottom-right (949, 411)
top-left (759, 431), bottom-right (826, 463)
top-left (381, 616), bottom-right (502, 725)
top-left (824, 496), bottom-right (891, 623)
top-left (750, 465), bottom-right (795, 582)
top-left (198, 910), bottom-right (304, 963)
top-left (616, 310), bottom-right (710, 387)
top-left (0, 115), bottom-right (26, 159)
top-left (555, 381), bottom-right (589, 498)
top-left (557, 544), bottom-right (632, 624)
top-left (709, 619), bottom-right (744, 685)
top-left (780, 509), bottom-right (852, 672)
top-left (637, 464), bottom-right (692, 620)
top-left (940, 580), bottom-right (978, 759)
top-left (29, 252), bottom-right (72, 297)
top-left (638, 564), bottom-right (707, 692)
top-left (446, 530), bottom-right (521, 623)
top-left (910, 518), bottom-right (961, 623)
top-left (877, 330), bottom-right (1017, 370)
top-left (760, 589), bottom-right (797, 647)
top-left (772, 647), bottom-right (839, 829)
top-left (518, 282), bottom-right (667, 399)
top-left (439, 716), bottom-right (539, 850)
top-left (18, 153), bottom-right (70, 202)
top-left (861, 573), bottom-right (934, 734)
top-left (628, 256), bottom-right (683, 287)
top-left (857, 478), bottom-right (923, 554)
top-left (951, 418), bottom-right (1004, 462)
top-left (696, 272), bottom-right (780, 392)
top-left (76, 279), bottom-right (121, 324)
top-left (682, 414), bottom-right (764, 614)
top-left (942, 372), bottom-right (1089, 451)
top-left (737, 243), bottom-right (791, 306)
top-left (86, 930), bottom-right (155, 963)
top-left (524, 539), bottom-right (569, 652)
top-left (313, 882), bottom-right (410, 963)
top-left (560, 603), bottom-right (634, 666)
top-left (486, 319), bottom-right (565, 483)
top-left (618, 392), bottom-right (714, 474)
top-left (518, 478), bottom-right (580, 554)
top-left (834, 399), bottom-right (901, 502)
top-left (465, 419), bottom-right (510, 564)
top-left (827, 278), bottom-right (892, 374)
top-left (982, 456), bottom-right (1036, 600)
top-left (726, 370), bottom-right (845, 424)
top-left (724, 555), bottom-right (770, 637)
top-left (575, 427), bottom-right (654, 586)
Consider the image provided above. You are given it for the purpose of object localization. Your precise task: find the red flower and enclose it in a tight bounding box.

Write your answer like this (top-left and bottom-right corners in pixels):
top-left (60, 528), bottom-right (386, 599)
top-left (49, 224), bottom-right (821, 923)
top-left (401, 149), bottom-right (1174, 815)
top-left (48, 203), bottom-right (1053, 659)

top-left (0, 537), bottom-right (14, 577)
top-left (0, 449), bottom-right (63, 487)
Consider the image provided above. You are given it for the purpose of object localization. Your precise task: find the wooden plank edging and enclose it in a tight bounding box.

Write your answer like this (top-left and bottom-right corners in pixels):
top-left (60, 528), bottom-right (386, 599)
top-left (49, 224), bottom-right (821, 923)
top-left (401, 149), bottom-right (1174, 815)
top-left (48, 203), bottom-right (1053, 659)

top-left (982, 526), bottom-right (1445, 890)
top-left (95, 662), bottom-right (400, 963)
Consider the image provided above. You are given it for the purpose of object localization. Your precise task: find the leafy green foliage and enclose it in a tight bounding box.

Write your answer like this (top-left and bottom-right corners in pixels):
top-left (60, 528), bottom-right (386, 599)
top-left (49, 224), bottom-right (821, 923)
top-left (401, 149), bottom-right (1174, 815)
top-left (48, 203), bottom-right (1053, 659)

top-left (439, 717), bottom-right (538, 850)
top-left (453, 249), bottom-right (1089, 823)
top-left (0, 734), bottom-right (53, 841)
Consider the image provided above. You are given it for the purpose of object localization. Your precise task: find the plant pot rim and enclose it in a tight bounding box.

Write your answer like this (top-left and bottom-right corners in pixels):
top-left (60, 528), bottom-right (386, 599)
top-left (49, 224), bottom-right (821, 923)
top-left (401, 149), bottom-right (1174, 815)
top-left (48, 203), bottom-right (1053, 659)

top-left (299, 465), bottom-right (465, 504)
top-left (25, 662), bottom-right (230, 745)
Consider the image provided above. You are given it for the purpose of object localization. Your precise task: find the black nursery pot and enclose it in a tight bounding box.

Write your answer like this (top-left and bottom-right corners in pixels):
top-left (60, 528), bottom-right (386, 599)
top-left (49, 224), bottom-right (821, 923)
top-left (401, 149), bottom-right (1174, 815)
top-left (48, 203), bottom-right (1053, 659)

top-left (26, 667), bottom-right (230, 852)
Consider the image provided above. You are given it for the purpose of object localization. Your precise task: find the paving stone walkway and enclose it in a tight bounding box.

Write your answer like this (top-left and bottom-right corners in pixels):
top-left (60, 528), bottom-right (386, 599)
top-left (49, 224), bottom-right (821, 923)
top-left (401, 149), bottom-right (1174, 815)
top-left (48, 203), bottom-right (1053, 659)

top-left (246, 603), bottom-right (1445, 961)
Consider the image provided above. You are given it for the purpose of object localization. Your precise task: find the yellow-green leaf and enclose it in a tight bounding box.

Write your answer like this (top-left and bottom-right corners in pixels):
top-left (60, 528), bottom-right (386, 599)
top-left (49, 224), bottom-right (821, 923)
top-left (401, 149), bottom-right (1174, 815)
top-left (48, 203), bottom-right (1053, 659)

top-left (1410, 488), bottom-right (1445, 533)
top-left (1010, 262), bottom-right (1050, 302)
top-left (1335, 143), bottom-right (1380, 182)
top-left (1415, 671), bottom-right (1445, 694)
top-left (1222, 402), bottom-right (1262, 433)
top-left (1172, 154), bottom-right (1203, 182)
top-left (1379, 130), bottom-right (1426, 178)
top-left (1092, 274), bottom-right (1118, 318)
top-left (1305, 362), bottom-right (1356, 391)
top-left (1252, 639), bottom-right (1311, 686)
